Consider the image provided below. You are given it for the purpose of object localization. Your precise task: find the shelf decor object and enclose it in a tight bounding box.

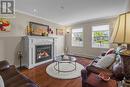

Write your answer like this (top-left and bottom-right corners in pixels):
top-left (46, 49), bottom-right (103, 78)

top-left (111, 12), bottom-right (130, 80)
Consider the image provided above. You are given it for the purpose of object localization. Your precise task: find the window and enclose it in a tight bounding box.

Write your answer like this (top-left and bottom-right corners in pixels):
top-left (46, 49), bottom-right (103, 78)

top-left (92, 25), bottom-right (110, 48)
top-left (72, 28), bottom-right (83, 47)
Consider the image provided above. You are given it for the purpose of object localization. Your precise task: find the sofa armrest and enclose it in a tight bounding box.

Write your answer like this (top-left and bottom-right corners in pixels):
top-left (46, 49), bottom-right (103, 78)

top-left (89, 57), bottom-right (101, 66)
top-left (101, 51), bottom-right (106, 56)
top-left (0, 60), bottom-right (10, 71)
top-left (86, 65), bottom-right (112, 76)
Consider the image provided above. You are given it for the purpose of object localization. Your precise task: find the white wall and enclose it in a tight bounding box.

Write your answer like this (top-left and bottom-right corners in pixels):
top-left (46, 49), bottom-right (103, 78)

top-left (0, 12), bottom-right (63, 66)
top-left (0, 37), bottom-right (22, 66)
top-left (65, 18), bottom-right (116, 58)
top-left (128, 0), bottom-right (130, 11)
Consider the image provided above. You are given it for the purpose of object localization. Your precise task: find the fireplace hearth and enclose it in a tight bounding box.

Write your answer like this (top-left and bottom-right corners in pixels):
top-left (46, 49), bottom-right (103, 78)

top-left (36, 45), bottom-right (52, 63)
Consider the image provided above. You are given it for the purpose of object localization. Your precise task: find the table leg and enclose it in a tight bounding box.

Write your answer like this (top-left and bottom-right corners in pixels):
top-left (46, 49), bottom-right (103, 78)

top-left (75, 61), bottom-right (76, 70)
top-left (58, 62), bottom-right (60, 73)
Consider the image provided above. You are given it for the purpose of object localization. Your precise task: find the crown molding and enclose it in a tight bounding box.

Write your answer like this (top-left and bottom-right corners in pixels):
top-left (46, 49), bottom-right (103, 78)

top-left (15, 9), bottom-right (61, 26)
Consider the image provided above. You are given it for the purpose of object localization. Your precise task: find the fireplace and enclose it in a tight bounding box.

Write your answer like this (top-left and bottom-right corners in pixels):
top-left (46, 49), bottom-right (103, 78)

top-left (22, 36), bottom-right (63, 69)
top-left (35, 45), bottom-right (52, 63)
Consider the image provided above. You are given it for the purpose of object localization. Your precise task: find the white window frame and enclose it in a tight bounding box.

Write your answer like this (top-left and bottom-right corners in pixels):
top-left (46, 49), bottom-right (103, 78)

top-left (92, 25), bottom-right (110, 48)
top-left (71, 28), bottom-right (83, 47)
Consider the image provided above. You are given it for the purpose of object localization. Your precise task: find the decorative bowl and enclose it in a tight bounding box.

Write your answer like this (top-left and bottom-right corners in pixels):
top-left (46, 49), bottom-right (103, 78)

top-left (98, 72), bottom-right (110, 81)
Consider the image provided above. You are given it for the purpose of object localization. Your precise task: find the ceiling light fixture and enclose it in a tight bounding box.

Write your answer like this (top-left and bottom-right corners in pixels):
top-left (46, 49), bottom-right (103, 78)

top-left (33, 9), bottom-right (38, 15)
top-left (33, 9), bottom-right (37, 12)
top-left (60, 0), bottom-right (65, 10)
top-left (60, 6), bottom-right (64, 10)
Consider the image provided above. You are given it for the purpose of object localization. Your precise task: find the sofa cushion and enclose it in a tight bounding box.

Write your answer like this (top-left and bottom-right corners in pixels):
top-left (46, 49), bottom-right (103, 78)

top-left (95, 54), bottom-right (116, 69)
top-left (0, 75), bottom-right (5, 87)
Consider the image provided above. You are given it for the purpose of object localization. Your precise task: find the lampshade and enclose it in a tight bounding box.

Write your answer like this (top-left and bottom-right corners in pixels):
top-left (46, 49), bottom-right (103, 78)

top-left (111, 12), bottom-right (130, 44)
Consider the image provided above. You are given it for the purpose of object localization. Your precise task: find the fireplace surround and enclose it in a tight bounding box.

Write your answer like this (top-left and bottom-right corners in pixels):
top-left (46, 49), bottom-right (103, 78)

top-left (22, 36), bottom-right (55, 69)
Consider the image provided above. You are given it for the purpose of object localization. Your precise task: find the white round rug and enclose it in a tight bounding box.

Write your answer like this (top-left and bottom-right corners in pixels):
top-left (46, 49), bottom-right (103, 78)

top-left (46, 62), bottom-right (84, 79)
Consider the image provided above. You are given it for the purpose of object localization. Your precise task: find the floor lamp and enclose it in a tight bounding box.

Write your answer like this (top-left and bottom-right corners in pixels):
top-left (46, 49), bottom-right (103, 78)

top-left (111, 12), bottom-right (130, 86)
top-left (65, 27), bottom-right (70, 55)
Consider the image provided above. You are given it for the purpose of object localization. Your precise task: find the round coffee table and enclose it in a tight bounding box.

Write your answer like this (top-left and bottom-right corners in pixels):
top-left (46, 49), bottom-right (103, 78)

top-left (54, 55), bottom-right (77, 73)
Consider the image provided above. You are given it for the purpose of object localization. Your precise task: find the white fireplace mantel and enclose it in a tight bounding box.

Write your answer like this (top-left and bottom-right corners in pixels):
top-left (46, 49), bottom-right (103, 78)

top-left (22, 36), bottom-right (64, 69)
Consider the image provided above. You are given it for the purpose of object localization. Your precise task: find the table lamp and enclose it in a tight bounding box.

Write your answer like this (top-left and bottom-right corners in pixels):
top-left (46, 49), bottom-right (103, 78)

top-left (111, 12), bottom-right (130, 82)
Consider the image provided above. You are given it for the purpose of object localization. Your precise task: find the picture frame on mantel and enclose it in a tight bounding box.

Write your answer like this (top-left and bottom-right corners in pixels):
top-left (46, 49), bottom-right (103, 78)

top-left (28, 22), bottom-right (49, 36)
top-left (56, 29), bottom-right (64, 35)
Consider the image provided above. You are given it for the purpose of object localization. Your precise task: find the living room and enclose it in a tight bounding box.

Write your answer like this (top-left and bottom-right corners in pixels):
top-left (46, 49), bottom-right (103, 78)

top-left (0, 0), bottom-right (130, 87)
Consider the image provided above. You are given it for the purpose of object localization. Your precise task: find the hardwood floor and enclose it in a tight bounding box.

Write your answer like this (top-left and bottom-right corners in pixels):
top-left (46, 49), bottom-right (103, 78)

top-left (20, 57), bottom-right (91, 87)
top-left (19, 57), bottom-right (116, 87)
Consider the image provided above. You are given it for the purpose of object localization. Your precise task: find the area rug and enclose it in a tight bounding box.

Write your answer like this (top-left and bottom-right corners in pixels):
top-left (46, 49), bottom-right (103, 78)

top-left (46, 62), bottom-right (84, 79)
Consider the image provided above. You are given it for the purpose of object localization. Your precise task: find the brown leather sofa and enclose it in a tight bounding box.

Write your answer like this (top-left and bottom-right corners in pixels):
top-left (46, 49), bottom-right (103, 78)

top-left (81, 61), bottom-right (124, 87)
top-left (81, 49), bottom-right (125, 87)
top-left (0, 60), bottom-right (38, 87)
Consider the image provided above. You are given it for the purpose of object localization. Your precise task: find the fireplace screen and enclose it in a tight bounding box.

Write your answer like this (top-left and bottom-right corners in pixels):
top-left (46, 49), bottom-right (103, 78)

top-left (35, 45), bottom-right (52, 63)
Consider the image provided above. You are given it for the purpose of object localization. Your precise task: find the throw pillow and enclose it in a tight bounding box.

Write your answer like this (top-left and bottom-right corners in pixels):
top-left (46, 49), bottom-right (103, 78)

top-left (95, 54), bottom-right (116, 69)
top-left (116, 46), bottom-right (127, 54)
top-left (0, 75), bottom-right (4, 87)
top-left (105, 48), bottom-right (115, 55)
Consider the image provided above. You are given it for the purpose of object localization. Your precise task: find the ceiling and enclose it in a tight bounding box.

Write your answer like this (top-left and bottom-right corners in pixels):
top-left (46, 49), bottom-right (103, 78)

top-left (16, 0), bottom-right (129, 25)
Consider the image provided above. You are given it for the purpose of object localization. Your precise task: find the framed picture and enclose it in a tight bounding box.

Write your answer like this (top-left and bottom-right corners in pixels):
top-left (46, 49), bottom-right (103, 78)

top-left (56, 29), bottom-right (64, 35)
top-left (29, 22), bottom-right (49, 36)
top-left (0, 18), bottom-right (11, 32)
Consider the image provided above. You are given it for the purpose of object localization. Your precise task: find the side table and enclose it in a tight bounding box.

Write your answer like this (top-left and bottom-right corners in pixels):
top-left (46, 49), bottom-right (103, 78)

top-left (120, 50), bottom-right (130, 80)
